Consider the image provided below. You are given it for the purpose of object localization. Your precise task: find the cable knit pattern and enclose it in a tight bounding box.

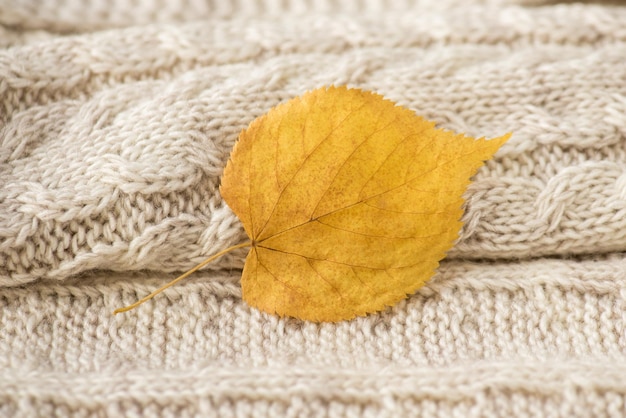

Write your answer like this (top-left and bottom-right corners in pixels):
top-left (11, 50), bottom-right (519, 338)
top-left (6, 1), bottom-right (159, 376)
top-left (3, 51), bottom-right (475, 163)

top-left (1, 0), bottom-right (625, 416)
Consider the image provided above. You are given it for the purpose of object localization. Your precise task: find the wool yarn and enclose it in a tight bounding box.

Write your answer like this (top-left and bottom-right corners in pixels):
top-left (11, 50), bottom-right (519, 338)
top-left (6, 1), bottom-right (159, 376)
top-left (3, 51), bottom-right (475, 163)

top-left (1, 0), bottom-right (625, 416)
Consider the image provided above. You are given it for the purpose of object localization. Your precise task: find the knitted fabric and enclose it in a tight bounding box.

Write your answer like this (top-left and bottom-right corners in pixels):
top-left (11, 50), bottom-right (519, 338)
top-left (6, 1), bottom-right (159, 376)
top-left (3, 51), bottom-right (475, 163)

top-left (1, 0), bottom-right (626, 416)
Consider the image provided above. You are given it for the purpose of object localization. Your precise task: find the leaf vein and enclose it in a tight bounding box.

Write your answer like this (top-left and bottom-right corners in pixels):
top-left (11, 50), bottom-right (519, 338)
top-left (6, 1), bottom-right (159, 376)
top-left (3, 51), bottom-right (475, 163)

top-left (306, 259), bottom-right (344, 301)
top-left (257, 252), bottom-right (306, 299)
top-left (310, 107), bottom-right (397, 218)
top-left (357, 124), bottom-right (432, 201)
top-left (257, 246), bottom-right (442, 271)
top-left (363, 201), bottom-right (454, 215)
top-left (315, 218), bottom-right (418, 240)
top-left (256, 100), bottom-right (369, 239)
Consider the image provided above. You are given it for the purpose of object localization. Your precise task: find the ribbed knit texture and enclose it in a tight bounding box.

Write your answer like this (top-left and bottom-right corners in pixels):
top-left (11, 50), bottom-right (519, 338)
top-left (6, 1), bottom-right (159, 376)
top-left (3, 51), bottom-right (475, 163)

top-left (1, 0), bottom-right (626, 416)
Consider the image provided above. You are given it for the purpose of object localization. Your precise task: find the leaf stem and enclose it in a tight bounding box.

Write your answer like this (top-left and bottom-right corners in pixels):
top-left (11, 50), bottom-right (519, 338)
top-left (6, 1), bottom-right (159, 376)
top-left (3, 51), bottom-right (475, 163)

top-left (113, 241), bottom-right (252, 314)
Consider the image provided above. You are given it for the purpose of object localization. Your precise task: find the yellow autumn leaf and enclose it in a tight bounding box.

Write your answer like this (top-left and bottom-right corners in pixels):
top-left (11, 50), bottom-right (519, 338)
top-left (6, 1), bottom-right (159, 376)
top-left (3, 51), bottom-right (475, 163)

top-left (220, 86), bottom-right (510, 322)
top-left (113, 86), bottom-right (509, 322)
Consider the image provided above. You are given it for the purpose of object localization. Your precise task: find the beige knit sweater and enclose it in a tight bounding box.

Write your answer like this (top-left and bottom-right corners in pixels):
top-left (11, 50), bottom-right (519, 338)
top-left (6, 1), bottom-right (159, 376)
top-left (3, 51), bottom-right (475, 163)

top-left (1, 0), bottom-right (626, 416)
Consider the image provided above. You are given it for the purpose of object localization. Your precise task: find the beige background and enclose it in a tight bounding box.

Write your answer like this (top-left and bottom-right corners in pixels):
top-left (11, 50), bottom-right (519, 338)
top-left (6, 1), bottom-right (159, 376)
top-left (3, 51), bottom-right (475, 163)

top-left (1, 1), bottom-right (625, 416)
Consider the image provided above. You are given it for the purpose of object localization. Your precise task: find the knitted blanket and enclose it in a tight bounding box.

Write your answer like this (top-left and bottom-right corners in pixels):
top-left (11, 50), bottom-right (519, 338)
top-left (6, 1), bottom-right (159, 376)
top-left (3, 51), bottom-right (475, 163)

top-left (1, 1), bottom-right (626, 416)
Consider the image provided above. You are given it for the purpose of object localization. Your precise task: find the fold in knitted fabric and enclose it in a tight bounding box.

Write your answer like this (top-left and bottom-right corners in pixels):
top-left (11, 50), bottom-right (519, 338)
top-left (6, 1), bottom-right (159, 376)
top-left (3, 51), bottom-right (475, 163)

top-left (1, 1), bottom-right (626, 417)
